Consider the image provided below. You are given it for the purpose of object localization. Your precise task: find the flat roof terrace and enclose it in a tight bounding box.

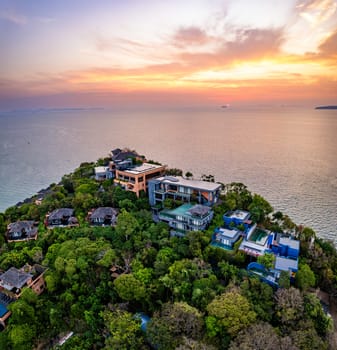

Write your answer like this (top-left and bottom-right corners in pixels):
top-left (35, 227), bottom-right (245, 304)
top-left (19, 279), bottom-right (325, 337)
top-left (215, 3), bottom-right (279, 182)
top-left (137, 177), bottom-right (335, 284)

top-left (279, 237), bottom-right (300, 250)
top-left (275, 256), bottom-right (298, 272)
top-left (122, 163), bottom-right (165, 175)
top-left (155, 176), bottom-right (221, 191)
top-left (227, 210), bottom-right (250, 221)
top-left (216, 227), bottom-right (240, 239)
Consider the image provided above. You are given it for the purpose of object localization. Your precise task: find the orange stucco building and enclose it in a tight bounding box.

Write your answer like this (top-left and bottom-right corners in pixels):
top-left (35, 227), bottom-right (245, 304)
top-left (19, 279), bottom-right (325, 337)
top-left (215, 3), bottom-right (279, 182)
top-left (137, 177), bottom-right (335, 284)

top-left (114, 163), bottom-right (166, 197)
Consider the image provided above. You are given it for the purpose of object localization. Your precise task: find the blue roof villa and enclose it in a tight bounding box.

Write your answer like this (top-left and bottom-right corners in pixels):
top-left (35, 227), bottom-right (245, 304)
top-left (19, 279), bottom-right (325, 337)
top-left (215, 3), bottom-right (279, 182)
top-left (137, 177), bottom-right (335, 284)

top-left (223, 210), bottom-right (252, 229)
top-left (272, 236), bottom-right (300, 259)
top-left (158, 203), bottom-right (214, 235)
top-left (210, 210), bottom-right (252, 251)
top-left (272, 236), bottom-right (300, 279)
top-left (148, 176), bottom-right (221, 208)
top-left (247, 235), bottom-right (300, 287)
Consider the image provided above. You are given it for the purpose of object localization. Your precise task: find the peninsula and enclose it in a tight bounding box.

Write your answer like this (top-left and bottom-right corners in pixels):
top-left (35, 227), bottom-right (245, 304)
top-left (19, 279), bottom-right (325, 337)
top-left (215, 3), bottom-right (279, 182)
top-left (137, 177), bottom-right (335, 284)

top-left (315, 105), bottom-right (337, 110)
top-left (0, 147), bottom-right (336, 349)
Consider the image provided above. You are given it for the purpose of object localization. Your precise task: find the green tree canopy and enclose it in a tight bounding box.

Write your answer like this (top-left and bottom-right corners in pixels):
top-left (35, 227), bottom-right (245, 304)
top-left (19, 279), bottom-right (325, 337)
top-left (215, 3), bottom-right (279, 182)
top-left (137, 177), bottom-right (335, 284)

top-left (248, 194), bottom-right (273, 223)
top-left (102, 309), bottom-right (144, 350)
top-left (296, 263), bottom-right (316, 291)
top-left (257, 252), bottom-right (275, 269)
top-left (206, 289), bottom-right (256, 338)
top-left (275, 287), bottom-right (304, 327)
top-left (113, 273), bottom-right (146, 301)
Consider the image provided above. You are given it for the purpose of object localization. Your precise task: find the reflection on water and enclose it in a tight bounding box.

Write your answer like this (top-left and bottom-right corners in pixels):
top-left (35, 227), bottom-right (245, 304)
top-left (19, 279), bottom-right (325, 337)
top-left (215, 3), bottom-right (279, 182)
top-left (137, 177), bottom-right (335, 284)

top-left (0, 106), bottom-right (336, 244)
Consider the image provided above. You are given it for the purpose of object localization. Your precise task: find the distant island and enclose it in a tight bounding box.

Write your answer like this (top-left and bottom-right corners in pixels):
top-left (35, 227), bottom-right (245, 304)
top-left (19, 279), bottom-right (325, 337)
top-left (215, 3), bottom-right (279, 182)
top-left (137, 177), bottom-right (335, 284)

top-left (315, 105), bottom-right (337, 110)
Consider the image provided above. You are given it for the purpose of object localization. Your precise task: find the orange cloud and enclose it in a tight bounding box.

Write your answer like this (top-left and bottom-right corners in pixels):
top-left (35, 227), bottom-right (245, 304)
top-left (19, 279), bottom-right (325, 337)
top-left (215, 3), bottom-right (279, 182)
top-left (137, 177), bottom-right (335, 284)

top-left (318, 28), bottom-right (337, 56)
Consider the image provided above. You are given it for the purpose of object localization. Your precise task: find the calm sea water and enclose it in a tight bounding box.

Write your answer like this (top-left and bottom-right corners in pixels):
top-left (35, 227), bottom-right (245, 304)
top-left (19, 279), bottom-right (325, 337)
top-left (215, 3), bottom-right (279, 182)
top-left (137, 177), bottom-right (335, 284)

top-left (0, 106), bottom-right (336, 244)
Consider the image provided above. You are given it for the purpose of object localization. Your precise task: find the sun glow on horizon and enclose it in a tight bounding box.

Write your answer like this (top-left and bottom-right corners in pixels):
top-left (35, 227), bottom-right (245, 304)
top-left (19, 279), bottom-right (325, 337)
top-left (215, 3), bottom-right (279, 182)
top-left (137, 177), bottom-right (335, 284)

top-left (1, 0), bottom-right (337, 108)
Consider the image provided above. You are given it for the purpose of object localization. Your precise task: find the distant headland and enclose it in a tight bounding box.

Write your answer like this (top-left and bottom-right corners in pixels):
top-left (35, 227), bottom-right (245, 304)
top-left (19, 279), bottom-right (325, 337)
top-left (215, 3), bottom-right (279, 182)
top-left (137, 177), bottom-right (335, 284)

top-left (315, 105), bottom-right (337, 110)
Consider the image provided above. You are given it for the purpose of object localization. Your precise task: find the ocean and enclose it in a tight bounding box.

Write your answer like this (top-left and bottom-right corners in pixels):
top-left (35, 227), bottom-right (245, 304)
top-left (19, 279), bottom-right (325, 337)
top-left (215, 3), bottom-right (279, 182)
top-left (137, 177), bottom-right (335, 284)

top-left (0, 106), bottom-right (336, 244)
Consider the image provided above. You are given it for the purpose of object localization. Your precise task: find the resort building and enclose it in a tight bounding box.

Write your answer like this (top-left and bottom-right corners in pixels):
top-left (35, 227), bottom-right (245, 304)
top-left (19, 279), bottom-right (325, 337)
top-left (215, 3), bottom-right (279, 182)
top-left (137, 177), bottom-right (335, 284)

top-left (148, 176), bottom-right (221, 208)
top-left (114, 163), bottom-right (167, 197)
top-left (211, 227), bottom-right (242, 249)
top-left (246, 235), bottom-right (300, 287)
top-left (88, 207), bottom-right (118, 226)
top-left (271, 236), bottom-right (300, 276)
top-left (158, 203), bottom-right (214, 235)
top-left (6, 220), bottom-right (38, 243)
top-left (45, 208), bottom-right (78, 228)
top-left (239, 224), bottom-right (273, 257)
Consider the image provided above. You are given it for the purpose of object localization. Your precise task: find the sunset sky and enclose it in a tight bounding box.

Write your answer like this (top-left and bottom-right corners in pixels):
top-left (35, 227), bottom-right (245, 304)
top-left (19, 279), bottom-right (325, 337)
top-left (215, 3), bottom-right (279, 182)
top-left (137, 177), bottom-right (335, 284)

top-left (1, 0), bottom-right (337, 109)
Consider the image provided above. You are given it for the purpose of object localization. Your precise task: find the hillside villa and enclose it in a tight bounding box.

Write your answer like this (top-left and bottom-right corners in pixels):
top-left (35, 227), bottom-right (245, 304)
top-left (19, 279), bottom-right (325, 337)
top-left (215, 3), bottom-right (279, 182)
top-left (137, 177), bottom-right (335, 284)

top-left (88, 207), bottom-right (118, 226)
top-left (148, 176), bottom-right (221, 208)
top-left (6, 220), bottom-right (38, 243)
top-left (45, 208), bottom-right (78, 228)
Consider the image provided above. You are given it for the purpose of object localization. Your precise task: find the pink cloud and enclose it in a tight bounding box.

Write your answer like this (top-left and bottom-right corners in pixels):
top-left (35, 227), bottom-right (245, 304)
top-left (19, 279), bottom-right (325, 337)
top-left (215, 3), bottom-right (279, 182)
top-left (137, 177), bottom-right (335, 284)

top-left (172, 26), bottom-right (211, 48)
top-left (177, 27), bottom-right (284, 69)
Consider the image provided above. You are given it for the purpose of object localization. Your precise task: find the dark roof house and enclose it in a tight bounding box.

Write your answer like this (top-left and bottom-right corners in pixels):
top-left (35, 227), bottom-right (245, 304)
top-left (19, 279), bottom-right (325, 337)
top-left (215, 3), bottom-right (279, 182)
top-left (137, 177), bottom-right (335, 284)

top-left (0, 267), bottom-right (32, 292)
top-left (46, 208), bottom-right (78, 227)
top-left (88, 207), bottom-right (118, 226)
top-left (7, 220), bottom-right (38, 242)
top-left (0, 264), bottom-right (47, 298)
top-left (0, 264), bottom-right (47, 328)
top-left (111, 148), bottom-right (145, 163)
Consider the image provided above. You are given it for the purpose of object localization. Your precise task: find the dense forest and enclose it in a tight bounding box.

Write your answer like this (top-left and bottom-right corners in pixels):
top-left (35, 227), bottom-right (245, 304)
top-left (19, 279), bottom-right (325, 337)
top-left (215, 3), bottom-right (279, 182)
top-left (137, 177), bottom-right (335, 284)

top-left (0, 156), bottom-right (336, 350)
